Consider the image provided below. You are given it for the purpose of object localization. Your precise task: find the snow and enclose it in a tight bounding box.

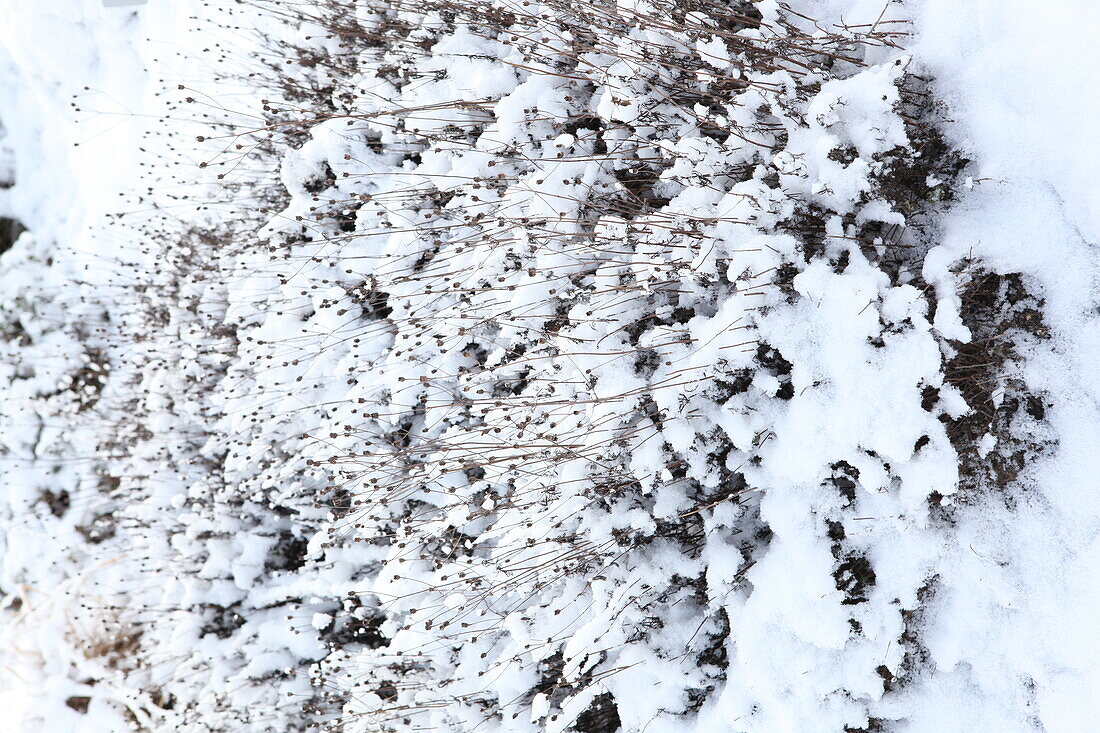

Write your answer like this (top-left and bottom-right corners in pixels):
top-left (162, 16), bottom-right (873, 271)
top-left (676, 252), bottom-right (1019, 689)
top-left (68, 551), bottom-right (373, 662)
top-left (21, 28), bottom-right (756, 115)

top-left (890, 1), bottom-right (1100, 730)
top-left (1, 0), bottom-right (1098, 731)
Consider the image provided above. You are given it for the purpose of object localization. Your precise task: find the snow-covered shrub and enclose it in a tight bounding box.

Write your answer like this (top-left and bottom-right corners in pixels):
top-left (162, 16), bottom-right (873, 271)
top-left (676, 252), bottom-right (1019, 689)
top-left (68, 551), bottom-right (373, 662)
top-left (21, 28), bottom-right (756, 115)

top-left (4, 0), bottom-right (1048, 731)
top-left (181, 1), bottom-right (977, 730)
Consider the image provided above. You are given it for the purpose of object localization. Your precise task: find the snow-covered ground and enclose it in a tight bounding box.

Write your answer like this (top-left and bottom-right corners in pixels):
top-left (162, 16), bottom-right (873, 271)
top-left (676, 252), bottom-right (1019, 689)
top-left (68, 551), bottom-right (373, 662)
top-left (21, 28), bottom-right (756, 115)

top-left (888, 2), bottom-right (1100, 729)
top-left (1, 0), bottom-right (1098, 731)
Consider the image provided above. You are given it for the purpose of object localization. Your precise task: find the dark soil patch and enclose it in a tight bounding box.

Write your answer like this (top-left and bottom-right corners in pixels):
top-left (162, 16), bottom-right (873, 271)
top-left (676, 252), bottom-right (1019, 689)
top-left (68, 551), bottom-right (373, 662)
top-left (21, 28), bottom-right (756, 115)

top-left (0, 216), bottom-right (26, 255)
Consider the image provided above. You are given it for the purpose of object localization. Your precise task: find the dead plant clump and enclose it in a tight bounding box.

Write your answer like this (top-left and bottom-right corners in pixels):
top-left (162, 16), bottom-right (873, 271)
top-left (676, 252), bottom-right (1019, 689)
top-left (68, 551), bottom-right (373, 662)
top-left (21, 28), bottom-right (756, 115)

top-left (940, 267), bottom-right (1054, 504)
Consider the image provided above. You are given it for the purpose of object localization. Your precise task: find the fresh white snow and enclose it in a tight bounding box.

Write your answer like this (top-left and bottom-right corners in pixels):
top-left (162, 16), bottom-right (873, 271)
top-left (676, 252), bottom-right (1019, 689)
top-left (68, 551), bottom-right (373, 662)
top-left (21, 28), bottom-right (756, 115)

top-left (1, 0), bottom-right (1097, 731)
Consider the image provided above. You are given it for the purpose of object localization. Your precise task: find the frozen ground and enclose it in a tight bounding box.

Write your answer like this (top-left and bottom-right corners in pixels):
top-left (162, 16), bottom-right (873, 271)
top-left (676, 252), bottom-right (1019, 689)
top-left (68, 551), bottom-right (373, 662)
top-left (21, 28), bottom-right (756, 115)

top-left (1, 0), bottom-right (1098, 731)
